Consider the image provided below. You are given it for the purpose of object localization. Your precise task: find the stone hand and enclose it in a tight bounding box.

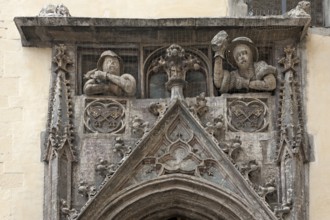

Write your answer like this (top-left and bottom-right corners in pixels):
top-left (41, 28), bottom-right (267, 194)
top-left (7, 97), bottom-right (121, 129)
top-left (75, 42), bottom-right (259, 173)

top-left (211, 30), bottom-right (228, 58)
top-left (92, 70), bottom-right (107, 82)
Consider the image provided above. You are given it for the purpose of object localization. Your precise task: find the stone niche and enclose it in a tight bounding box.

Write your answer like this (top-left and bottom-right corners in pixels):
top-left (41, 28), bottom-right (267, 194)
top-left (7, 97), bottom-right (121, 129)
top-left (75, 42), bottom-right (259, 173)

top-left (15, 9), bottom-right (312, 220)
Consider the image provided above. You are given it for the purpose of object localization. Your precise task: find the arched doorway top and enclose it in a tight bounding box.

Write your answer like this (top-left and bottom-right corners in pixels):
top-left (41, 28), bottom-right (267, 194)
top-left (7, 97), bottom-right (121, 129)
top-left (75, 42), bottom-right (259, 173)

top-left (95, 175), bottom-right (266, 220)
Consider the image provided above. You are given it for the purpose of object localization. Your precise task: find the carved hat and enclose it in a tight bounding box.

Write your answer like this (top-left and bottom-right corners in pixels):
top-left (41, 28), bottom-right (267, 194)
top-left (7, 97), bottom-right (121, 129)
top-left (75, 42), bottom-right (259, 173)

top-left (97, 50), bottom-right (123, 74)
top-left (226, 37), bottom-right (259, 68)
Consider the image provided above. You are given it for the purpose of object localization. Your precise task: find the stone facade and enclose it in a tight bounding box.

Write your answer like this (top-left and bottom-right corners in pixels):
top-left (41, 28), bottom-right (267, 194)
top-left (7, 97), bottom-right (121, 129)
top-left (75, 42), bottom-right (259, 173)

top-left (1, 1), bottom-right (330, 220)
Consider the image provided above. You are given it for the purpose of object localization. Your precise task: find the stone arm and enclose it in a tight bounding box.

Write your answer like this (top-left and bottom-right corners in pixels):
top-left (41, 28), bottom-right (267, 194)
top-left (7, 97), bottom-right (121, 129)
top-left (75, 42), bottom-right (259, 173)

top-left (211, 30), bottom-right (230, 93)
top-left (106, 73), bottom-right (136, 96)
top-left (249, 64), bottom-right (277, 91)
top-left (213, 56), bottom-right (225, 89)
top-left (83, 70), bottom-right (136, 96)
top-left (84, 78), bottom-right (108, 95)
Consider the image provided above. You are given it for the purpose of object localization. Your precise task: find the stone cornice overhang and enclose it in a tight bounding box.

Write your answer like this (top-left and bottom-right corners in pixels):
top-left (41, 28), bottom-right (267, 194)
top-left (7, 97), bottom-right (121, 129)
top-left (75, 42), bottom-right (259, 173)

top-left (14, 17), bottom-right (310, 47)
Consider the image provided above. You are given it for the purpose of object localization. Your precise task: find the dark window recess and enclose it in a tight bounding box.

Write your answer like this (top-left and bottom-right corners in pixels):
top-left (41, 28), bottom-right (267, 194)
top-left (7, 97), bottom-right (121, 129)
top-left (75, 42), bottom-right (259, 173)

top-left (246, 0), bottom-right (324, 26)
top-left (184, 71), bottom-right (207, 97)
top-left (149, 72), bottom-right (170, 99)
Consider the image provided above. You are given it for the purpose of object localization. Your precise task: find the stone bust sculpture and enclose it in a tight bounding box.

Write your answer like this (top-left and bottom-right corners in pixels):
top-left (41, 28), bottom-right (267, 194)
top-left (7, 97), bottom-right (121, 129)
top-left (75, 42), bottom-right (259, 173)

top-left (212, 31), bottom-right (276, 94)
top-left (83, 50), bottom-right (136, 96)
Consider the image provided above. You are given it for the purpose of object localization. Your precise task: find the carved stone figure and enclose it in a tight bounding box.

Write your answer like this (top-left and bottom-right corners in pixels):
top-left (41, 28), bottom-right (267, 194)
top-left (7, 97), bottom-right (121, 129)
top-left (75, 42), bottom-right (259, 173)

top-left (287, 1), bottom-right (311, 17)
top-left (212, 31), bottom-right (277, 94)
top-left (39, 4), bottom-right (71, 17)
top-left (83, 50), bottom-right (136, 96)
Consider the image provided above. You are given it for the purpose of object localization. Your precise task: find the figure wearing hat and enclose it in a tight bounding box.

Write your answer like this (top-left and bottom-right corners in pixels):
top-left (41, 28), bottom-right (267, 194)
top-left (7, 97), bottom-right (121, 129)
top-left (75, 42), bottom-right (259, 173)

top-left (83, 50), bottom-right (136, 96)
top-left (211, 31), bottom-right (276, 94)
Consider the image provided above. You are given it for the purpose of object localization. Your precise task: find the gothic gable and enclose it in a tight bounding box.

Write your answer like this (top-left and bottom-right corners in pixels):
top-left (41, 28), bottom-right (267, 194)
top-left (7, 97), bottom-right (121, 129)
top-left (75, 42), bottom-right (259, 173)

top-left (14, 4), bottom-right (312, 220)
top-left (77, 100), bottom-right (276, 220)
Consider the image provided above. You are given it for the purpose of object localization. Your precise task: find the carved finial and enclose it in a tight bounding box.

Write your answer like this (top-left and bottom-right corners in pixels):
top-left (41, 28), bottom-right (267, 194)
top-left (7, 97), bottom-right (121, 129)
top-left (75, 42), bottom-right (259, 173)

top-left (278, 45), bottom-right (299, 72)
top-left (39, 4), bottom-right (71, 17)
top-left (149, 44), bottom-right (202, 100)
top-left (53, 44), bottom-right (73, 72)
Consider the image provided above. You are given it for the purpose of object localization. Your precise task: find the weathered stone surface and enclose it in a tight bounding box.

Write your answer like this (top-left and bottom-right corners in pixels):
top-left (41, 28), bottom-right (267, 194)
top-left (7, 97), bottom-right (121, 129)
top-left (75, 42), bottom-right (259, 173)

top-left (14, 17), bottom-right (310, 47)
top-left (12, 15), bottom-right (312, 220)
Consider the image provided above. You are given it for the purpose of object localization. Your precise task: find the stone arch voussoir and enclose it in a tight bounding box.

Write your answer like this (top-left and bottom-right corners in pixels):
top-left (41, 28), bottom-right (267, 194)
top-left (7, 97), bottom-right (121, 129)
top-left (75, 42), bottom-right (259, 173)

top-left (96, 175), bottom-right (258, 220)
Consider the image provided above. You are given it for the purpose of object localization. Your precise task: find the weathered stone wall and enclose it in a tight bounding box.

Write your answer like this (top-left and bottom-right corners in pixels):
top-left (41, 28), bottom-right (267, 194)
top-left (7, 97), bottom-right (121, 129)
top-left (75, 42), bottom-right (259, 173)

top-left (0, 1), bottom-right (227, 219)
top-left (0, 0), bottom-right (329, 220)
top-left (307, 32), bottom-right (330, 220)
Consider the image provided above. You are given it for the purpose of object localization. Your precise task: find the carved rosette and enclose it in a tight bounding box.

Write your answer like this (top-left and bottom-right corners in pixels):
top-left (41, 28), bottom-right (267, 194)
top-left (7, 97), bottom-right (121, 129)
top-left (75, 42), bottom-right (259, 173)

top-left (227, 98), bottom-right (268, 132)
top-left (84, 99), bottom-right (126, 133)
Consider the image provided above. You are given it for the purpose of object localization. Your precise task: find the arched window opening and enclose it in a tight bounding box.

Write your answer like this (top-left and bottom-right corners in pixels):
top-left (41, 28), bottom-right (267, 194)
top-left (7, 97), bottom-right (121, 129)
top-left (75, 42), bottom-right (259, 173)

top-left (184, 70), bottom-right (207, 97)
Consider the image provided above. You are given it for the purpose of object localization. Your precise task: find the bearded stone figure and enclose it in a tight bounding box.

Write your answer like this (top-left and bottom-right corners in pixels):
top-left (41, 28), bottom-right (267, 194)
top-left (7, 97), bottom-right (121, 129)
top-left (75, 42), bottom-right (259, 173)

top-left (212, 31), bottom-right (277, 94)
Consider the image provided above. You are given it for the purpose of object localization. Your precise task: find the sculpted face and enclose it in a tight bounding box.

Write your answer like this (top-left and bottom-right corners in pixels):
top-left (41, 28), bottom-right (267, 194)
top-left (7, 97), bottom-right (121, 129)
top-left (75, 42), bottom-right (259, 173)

top-left (102, 56), bottom-right (120, 74)
top-left (233, 44), bottom-right (253, 70)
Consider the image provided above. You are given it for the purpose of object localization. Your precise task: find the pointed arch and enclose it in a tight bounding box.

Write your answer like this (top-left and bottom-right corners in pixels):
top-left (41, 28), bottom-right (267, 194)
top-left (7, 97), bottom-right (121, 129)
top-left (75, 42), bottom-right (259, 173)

top-left (91, 175), bottom-right (265, 220)
top-left (143, 46), bottom-right (212, 98)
